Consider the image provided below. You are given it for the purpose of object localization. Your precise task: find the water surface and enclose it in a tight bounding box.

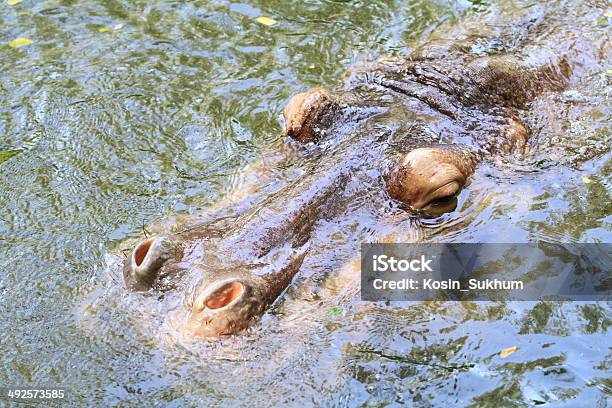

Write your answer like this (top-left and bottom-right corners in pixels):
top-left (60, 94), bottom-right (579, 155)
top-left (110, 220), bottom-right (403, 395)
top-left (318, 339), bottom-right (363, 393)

top-left (0, 0), bottom-right (610, 406)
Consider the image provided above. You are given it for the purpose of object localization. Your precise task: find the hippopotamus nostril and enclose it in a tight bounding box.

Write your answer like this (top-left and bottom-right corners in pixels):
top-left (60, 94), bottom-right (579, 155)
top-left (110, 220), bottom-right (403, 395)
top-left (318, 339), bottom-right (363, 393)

top-left (134, 238), bottom-right (154, 266)
top-left (183, 272), bottom-right (271, 337)
top-left (124, 236), bottom-right (176, 291)
top-left (130, 237), bottom-right (168, 272)
top-left (204, 281), bottom-right (244, 310)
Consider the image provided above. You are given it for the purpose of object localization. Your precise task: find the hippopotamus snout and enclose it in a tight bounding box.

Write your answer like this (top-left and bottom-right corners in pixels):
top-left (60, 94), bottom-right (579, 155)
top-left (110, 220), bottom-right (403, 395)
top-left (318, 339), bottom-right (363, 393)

top-left (123, 236), bottom-right (180, 291)
top-left (183, 269), bottom-right (268, 337)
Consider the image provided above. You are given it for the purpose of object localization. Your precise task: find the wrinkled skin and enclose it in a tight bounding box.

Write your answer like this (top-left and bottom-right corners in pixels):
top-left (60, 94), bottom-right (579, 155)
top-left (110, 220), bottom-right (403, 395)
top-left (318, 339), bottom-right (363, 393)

top-left (121, 1), bottom-right (608, 338)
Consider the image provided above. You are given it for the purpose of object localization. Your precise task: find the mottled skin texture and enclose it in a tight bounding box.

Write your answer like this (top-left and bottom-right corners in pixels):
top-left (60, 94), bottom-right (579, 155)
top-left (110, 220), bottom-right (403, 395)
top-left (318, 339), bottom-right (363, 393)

top-left (122, 1), bottom-right (607, 337)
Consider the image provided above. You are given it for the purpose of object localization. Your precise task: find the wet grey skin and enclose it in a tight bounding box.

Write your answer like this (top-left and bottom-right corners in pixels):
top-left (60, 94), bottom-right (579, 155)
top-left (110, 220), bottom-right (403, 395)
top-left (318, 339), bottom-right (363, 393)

top-left (122, 1), bottom-right (606, 337)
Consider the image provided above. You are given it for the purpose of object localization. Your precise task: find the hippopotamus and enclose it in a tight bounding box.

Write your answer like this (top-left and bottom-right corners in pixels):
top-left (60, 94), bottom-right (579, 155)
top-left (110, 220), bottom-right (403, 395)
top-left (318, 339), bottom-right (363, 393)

top-left (121, 2), bottom-right (607, 337)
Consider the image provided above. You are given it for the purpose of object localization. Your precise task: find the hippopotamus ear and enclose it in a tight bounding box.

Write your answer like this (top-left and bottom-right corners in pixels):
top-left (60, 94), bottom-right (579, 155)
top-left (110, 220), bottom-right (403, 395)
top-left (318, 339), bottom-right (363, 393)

top-left (283, 88), bottom-right (332, 143)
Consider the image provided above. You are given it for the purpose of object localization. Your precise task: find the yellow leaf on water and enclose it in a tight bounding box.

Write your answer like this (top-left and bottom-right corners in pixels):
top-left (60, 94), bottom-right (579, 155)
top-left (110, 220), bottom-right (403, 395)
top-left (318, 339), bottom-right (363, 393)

top-left (113, 23), bottom-right (124, 30)
top-left (499, 346), bottom-right (518, 358)
top-left (255, 16), bottom-right (277, 26)
top-left (98, 27), bottom-right (112, 33)
top-left (6, 0), bottom-right (24, 5)
top-left (582, 176), bottom-right (592, 184)
top-left (607, 69), bottom-right (612, 75)
top-left (606, 11), bottom-right (612, 18)
top-left (8, 37), bottom-right (32, 48)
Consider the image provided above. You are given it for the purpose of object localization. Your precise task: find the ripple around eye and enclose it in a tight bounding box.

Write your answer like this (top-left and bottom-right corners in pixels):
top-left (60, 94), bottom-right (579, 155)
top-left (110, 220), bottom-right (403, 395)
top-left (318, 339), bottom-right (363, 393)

top-left (416, 185), bottom-right (496, 242)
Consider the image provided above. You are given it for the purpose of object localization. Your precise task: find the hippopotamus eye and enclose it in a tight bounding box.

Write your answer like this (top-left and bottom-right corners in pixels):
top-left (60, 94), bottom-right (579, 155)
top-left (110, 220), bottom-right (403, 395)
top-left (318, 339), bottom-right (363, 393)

top-left (386, 147), bottom-right (476, 212)
top-left (429, 192), bottom-right (456, 205)
top-left (422, 192), bottom-right (460, 217)
top-left (426, 180), bottom-right (461, 206)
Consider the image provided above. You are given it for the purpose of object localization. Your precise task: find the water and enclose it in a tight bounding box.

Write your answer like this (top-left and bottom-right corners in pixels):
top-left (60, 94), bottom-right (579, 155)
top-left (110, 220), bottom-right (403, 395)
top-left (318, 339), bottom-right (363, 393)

top-left (0, 0), bottom-right (610, 406)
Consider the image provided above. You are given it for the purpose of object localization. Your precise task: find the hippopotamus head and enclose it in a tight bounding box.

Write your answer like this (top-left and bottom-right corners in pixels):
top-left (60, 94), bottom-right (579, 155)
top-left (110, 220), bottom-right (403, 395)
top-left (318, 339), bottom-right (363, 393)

top-left (283, 88), bottom-right (479, 212)
top-left (121, 4), bottom-right (586, 337)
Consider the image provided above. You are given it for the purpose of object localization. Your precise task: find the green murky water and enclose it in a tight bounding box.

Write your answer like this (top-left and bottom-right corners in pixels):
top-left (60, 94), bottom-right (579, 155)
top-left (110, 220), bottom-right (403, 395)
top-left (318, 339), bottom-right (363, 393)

top-left (0, 0), bottom-right (610, 406)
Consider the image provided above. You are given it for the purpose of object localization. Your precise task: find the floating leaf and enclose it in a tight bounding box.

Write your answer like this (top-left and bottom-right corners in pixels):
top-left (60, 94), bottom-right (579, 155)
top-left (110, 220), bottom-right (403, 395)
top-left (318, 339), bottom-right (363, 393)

top-left (98, 26), bottom-right (112, 33)
top-left (606, 11), bottom-right (612, 18)
top-left (9, 37), bottom-right (33, 48)
top-left (6, 0), bottom-right (24, 5)
top-left (113, 23), bottom-right (124, 30)
top-left (582, 176), bottom-right (592, 184)
top-left (607, 69), bottom-right (612, 75)
top-left (327, 306), bottom-right (343, 317)
top-left (499, 346), bottom-right (518, 358)
top-left (255, 16), bottom-right (277, 26)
